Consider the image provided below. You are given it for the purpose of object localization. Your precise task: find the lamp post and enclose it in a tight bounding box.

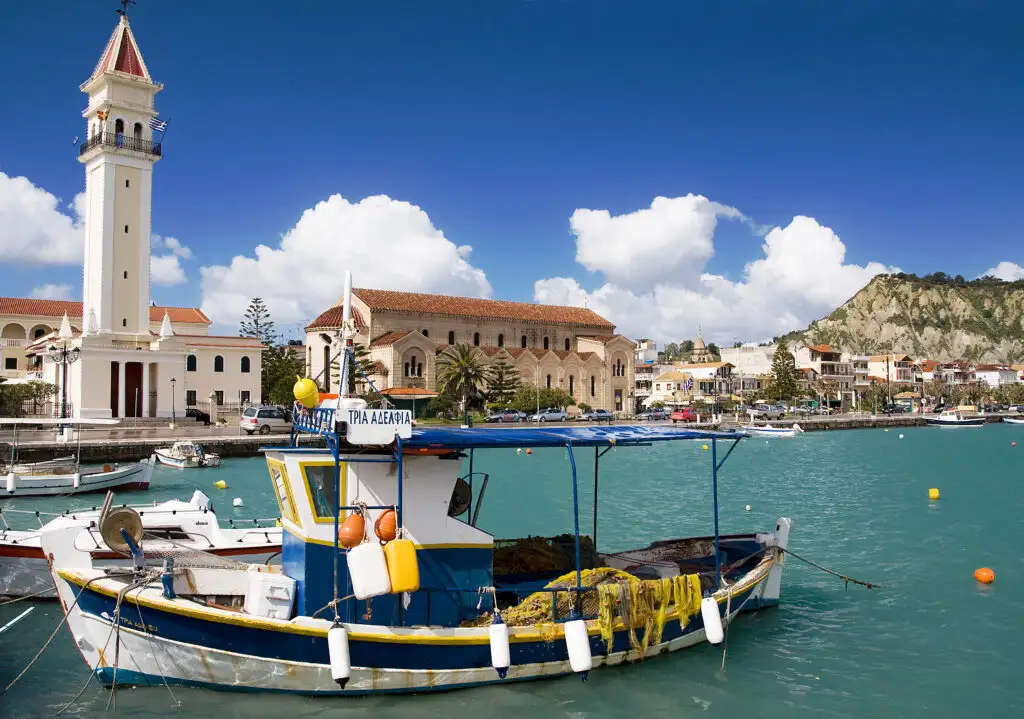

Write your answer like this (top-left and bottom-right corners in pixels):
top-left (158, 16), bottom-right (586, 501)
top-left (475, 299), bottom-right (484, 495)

top-left (170, 377), bottom-right (177, 427)
top-left (48, 342), bottom-right (81, 419)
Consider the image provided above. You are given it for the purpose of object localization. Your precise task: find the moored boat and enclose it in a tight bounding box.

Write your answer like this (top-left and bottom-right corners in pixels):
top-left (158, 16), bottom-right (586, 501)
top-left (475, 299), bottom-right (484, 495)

top-left (925, 409), bottom-right (986, 427)
top-left (154, 441), bottom-right (221, 468)
top-left (741, 423), bottom-right (804, 438)
top-left (1002, 417), bottom-right (1024, 425)
top-left (0, 491), bottom-right (280, 598)
top-left (40, 274), bottom-right (795, 696)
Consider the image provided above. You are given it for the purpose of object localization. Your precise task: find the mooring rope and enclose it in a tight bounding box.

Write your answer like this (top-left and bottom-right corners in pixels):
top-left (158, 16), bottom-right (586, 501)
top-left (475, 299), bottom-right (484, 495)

top-left (0, 586), bottom-right (55, 606)
top-left (780, 547), bottom-right (881, 589)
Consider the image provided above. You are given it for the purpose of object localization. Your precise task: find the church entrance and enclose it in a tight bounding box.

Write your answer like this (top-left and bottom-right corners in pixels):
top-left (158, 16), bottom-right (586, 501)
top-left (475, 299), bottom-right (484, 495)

top-left (124, 362), bottom-right (144, 417)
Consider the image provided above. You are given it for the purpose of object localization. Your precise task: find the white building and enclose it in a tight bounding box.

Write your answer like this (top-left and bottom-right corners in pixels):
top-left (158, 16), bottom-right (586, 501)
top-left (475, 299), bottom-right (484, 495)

top-left (634, 339), bottom-right (659, 364)
top-left (5, 14), bottom-right (263, 419)
top-left (646, 362), bottom-right (734, 407)
top-left (972, 364), bottom-right (1019, 388)
top-left (867, 354), bottom-right (917, 386)
top-left (719, 345), bottom-right (775, 377)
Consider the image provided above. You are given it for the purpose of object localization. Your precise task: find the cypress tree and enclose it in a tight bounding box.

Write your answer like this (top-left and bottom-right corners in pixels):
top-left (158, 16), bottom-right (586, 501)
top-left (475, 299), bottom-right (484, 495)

top-left (769, 339), bottom-right (799, 401)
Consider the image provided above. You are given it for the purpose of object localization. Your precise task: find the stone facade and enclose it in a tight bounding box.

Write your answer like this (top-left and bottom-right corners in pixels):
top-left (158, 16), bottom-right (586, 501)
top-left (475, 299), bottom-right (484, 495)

top-left (306, 288), bottom-right (636, 413)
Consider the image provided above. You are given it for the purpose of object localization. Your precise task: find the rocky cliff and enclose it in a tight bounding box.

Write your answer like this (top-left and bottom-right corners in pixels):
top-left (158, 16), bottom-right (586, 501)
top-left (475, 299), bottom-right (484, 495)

top-left (789, 273), bottom-right (1024, 362)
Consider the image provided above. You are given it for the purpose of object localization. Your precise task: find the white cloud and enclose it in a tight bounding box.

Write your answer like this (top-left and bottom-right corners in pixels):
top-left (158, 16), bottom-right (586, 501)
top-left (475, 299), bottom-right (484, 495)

top-left (152, 234), bottom-right (193, 259)
top-left (151, 254), bottom-right (186, 286)
top-left (0, 171), bottom-right (83, 264)
top-left (981, 261), bottom-right (1024, 282)
top-left (536, 206), bottom-right (895, 344)
top-left (199, 193), bottom-right (492, 326)
top-left (569, 194), bottom-right (742, 292)
top-left (30, 283), bottom-right (73, 300)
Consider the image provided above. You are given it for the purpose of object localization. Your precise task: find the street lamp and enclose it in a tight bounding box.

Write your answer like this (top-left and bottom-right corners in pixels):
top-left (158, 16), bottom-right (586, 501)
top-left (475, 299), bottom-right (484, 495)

top-left (48, 342), bottom-right (81, 419)
top-left (170, 378), bottom-right (177, 425)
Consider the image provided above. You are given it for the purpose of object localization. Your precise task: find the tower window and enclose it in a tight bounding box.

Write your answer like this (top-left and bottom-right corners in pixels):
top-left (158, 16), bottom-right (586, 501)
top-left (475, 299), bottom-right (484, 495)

top-left (123, 271), bottom-right (128, 279)
top-left (421, 329), bottom-right (428, 338)
top-left (448, 330), bottom-right (455, 344)
top-left (186, 355), bottom-right (197, 372)
top-left (125, 179), bottom-right (130, 188)
top-left (521, 335), bottom-right (527, 348)
top-left (565, 338), bottom-right (571, 351)
top-left (241, 356), bottom-right (251, 373)
top-left (115, 118), bottom-right (124, 136)
top-left (133, 122), bottom-right (142, 140)
top-left (473, 332), bottom-right (480, 347)
top-left (543, 337), bottom-right (549, 350)
top-left (546, 374), bottom-right (552, 388)
top-left (124, 225), bottom-right (129, 233)
top-left (498, 333), bottom-right (504, 348)
top-left (122, 318), bottom-right (127, 327)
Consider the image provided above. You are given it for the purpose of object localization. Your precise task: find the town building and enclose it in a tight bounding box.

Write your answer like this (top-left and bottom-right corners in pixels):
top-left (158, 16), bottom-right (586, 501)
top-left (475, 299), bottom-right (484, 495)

top-left (0, 14), bottom-right (262, 419)
top-left (305, 289), bottom-right (636, 414)
top-left (687, 329), bottom-right (717, 364)
top-left (972, 364), bottom-right (1019, 388)
top-left (719, 345), bottom-right (775, 378)
top-left (634, 362), bottom-right (674, 411)
top-left (646, 362), bottom-right (734, 408)
top-left (794, 344), bottom-right (854, 407)
top-left (634, 339), bottom-right (659, 364)
top-left (867, 354), bottom-right (917, 387)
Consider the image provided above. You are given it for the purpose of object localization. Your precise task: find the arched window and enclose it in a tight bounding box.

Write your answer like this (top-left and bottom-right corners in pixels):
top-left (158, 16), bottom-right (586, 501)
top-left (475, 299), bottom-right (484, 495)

top-left (241, 356), bottom-right (251, 373)
top-left (448, 330), bottom-right (455, 345)
top-left (214, 355), bottom-right (224, 373)
top-left (133, 122), bottom-right (142, 140)
top-left (521, 335), bottom-right (527, 348)
top-left (323, 345), bottom-right (331, 392)
top-left (565, 337), bottom-right (571, 351)
top-left (186, 355), bottom-right (197, 372)
top-left (543, 336), bottom-right (549, 350)
top-left (473, 332), bottom-right (480, 347)
top-left (569, 375), bottom-right (575, 396)
top-left (422, 329), bottom-right (429, 338)
top-left (546, 374), bottom-right (552, 388)
top-left (591, 375), bottom-right (596, 397)
top-left (114, 118), bottom-right (124, 136)
top-left (404, 362), bottom-right (410, 377)
top-left (497, 333), bottom-right (504, 348)
top-left (417, 361), bottom-right (423, 377)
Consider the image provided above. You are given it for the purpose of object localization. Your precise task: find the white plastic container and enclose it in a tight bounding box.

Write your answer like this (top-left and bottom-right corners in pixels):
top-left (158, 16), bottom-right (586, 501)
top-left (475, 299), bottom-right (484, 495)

top-left (327, 623), bottom-right (352, 687)
top-left (489, 616), bottom-right (511, 678)
top-left (701, 596), bottom-right (724, 645)
top-left (564, 618), bottom-right (593, 674)
top-left (348, 541), bottom-right (392, 600)
top-left (5, 472), bottom-right (15, 493)
top-left (244, 569), bottom-right (296, 620)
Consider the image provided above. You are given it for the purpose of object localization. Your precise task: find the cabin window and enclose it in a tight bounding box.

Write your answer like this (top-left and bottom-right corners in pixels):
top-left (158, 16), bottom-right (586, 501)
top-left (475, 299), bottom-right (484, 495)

top-left (186, 355), bottom-right (197, 372)
top-left (521, 335), bottom-right (527, 348)
top-left (546, 374), bottom-right (552, 388)
top-left (268, 459), bottom-right (300, 525)
top-left (473, 332), bottom-right (480, 347)
top-left (241, 356), bottom-right (251, 373)
top-left (214, 355), bottom-right (224, 373)
top-left (565, 338), bottom-right (571, 351)
top-left (301, 463), bottom-right (344, 523)
top-left (543, 337), bottom-right (549, 350)
top-left (448, 330), bottom-right (455, 344)
top-left (497, 333), bottom-right (504, 348)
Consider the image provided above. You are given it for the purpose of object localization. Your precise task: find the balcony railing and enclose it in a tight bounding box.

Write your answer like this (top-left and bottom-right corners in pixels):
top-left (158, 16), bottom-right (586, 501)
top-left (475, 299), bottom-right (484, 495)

top-left (1, 338), bottom-right (26, 348)
top-left (79, 132), bottom-right (162, 157)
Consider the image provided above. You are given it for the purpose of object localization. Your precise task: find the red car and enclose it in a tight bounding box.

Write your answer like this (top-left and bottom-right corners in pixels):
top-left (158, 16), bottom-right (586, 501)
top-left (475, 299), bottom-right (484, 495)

top-left (670, 408), bottom-right (698, 423)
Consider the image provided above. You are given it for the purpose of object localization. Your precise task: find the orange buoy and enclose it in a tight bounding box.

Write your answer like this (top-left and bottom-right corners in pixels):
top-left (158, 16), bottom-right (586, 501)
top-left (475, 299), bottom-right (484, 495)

top-left (102, 464), bottom-right (112, 473)
top-left (974, 567), bottom-right (995, 585)
top-left (1013, 442), bottom-right (1017, 447)
top-left (374, 508), bottom-right (398, 543)
top-left (338, 512), bottom-right (365, 549)
top-left (525, 448), bottom-right (533, 455)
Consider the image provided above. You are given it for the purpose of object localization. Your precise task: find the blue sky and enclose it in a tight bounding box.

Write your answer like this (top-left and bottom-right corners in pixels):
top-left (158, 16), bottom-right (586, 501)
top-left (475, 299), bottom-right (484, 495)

top-left (1, 1), bottom-right (1022, 342)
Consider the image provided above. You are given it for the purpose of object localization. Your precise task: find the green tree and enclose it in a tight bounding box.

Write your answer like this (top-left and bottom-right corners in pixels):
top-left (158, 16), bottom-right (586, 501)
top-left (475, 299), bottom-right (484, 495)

top-left (240, 297), bottom-right (277, 345)
top-left (767, 339), bottom-right (799, 401)
top-left (680, 340), bottom-right (695, 354)
top-left (662, 342), bottom-right (680, 362)
top-left (262, 344), bottom-right (303, 404)
top-left (436, 344), bottom-right (494, 424)
top-left (509, 385), bottom-right (576, 414)
top-left (707, 342), bottom-right (721, 357)
top-left (486, 359), bottom-right (521, 405)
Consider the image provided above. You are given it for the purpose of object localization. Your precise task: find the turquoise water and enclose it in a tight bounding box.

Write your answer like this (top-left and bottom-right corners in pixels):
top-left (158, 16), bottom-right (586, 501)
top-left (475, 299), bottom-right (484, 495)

top-left (2, 426), bottom-right (1023, 718)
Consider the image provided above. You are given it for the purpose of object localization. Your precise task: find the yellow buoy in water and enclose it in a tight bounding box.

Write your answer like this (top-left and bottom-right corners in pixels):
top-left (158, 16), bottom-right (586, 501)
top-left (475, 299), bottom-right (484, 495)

top-left (214, 479), bottom-right (227, 490)
top-left (293, 376), bottom-right (320, 408)
top-left (701, 444), bottom-right (709, 451)
top-left (928, 488), bottom-right (940, 501)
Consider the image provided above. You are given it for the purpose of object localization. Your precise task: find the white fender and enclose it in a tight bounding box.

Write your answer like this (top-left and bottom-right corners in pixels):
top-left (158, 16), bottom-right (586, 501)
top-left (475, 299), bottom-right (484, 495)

top-left (764, 517), bottom-right (793, 602)
top-left (5, 472), bottom-right (15, 493)
top-left (72, 472), bottom-right (81, 489)
top-left (489, 614), bottom-right (511, 678)
top-left (327, 623), bottom-right (351, 687)
top-left (701, 596), bottom-right (724, 645)
top-left (564, 618), bottom-right (592, 675)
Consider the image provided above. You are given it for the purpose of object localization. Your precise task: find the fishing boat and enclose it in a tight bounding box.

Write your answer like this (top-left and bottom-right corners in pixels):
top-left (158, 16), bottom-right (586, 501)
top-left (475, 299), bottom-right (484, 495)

top-left (741, 423), bottom-right (804, 438)
top-left (40, 273), bottom-right (794, 696)
top-left (924, 409), bottom-right (986, 427)
top-left (154, 441), bottom-right (221, 468)
top-left (0, 491), bottom-right (280, 598)
top-left (1002, 416), bottom-right (1024, 425)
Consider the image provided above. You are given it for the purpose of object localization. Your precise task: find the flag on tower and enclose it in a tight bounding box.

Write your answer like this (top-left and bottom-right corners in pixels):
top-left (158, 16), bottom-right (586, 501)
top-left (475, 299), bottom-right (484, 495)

top-left (149, 117), bottom-right (167, 132)
top-left (97, 110), bottom-right (108, 121)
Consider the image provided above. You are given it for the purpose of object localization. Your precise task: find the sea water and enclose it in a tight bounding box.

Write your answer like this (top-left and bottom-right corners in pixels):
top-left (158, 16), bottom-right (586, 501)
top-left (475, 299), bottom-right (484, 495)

top-left (2, 426), bottom-right (1022, 718)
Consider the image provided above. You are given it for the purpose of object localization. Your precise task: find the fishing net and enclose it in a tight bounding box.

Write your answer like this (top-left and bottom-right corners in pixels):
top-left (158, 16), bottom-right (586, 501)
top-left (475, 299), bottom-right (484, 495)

top-left (492, 534), bottom-right (600, 577)
top-left (465, 567), bottom-right (704, 655)
top-left (136, 530), bottom-right (254, 570)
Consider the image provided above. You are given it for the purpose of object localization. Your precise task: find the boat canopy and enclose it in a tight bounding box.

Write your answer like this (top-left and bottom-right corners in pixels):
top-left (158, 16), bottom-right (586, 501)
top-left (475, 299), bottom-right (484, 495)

top-left (403, 425), bottom-right (745, 450)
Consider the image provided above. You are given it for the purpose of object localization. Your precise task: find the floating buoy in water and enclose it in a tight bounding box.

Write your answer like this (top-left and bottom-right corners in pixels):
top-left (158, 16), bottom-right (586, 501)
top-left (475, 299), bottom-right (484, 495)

top-left (1013, 442), bottom-right (1017, 448)
top-left (232, 497), bottom-right (244, 507)
top-left (928, 488), bottom-right (940, 501)
top-left (489, 611), bottom-right (511, 679)
top-left (338, 512), bottom-right (365, 549)
top-left (899, 433), bottom-right (904, 439)
top-left (564, 618), bottom-right (592, 679)
top-left (701, 444), bottom-right (709, 451)
top-left (701, 596), bottom-right (724, 645)
top-left (213, 479), bottom-right (227, 490)
top-left (525, 448), bottom-right (533, 455)
top-left (516, 448), bottom-right (522, 455)
top-left (745, 505), bottom-right (751, 511)
top-left (884, 428), bottom-right (889, 432)
top-left (327, 621), bottom-right (351, 687)
top-left (974, 567), bottom-right (995, 584)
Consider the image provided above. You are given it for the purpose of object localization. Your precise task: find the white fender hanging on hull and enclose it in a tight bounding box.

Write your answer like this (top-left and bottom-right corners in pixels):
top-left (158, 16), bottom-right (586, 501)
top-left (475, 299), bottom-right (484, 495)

top-left (701, 596), bottom-right (725, 645)
top-left (327, 622), bottom-right (351, 688)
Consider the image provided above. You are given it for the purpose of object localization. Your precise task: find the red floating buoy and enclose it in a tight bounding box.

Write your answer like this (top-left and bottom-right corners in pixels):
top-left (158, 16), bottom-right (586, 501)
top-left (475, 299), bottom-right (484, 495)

top-left (1013, 442), bottom-right (1017, 448)
top-left (974, 567), bottom-right (995, 585)
top-left (525, 448), bottom-right (533, 455)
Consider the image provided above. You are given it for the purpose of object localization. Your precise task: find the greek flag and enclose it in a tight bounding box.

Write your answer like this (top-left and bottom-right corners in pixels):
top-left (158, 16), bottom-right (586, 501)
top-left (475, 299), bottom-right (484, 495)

top-left (149, 117), bottom-right (167, 132)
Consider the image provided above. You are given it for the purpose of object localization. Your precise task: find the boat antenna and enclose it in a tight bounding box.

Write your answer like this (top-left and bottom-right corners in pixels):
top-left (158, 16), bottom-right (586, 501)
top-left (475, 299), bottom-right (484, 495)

top-left (338, 271), bottom-right (354, 399)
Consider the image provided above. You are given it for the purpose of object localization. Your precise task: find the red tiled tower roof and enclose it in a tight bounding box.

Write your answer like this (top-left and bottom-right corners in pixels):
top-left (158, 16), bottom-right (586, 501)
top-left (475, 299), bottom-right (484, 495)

top-left (89, 16), bottom-right (150, 82)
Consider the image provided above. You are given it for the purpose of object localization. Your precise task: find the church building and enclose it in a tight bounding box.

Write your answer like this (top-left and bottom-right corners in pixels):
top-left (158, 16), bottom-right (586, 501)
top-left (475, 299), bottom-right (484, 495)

top-left (0, 13), bottom-right (263, 418)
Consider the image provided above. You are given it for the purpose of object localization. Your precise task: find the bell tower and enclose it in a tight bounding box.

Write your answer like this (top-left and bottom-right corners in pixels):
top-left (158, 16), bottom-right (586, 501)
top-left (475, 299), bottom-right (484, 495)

top-left (78, 9), bottom-right (162, 338)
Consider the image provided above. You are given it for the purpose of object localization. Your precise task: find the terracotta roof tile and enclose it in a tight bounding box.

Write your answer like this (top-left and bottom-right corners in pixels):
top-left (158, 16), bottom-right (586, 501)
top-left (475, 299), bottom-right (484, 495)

top-left (367, 361), bottom-right (389, 375)
top-left (807, 344), bottom-right (835, 353)
top-left (352, 288), bottom-right (615, 329)
top-left (370, 330), bottom-right (413, 347)
top-left (90, 17), bottom-right (150, 81)
top-left (380, 387), bottom-right (439, 397)
top-left (0, 297), bottom-right (209, 325)
top-left (304, 304), bottom-right (368, 332)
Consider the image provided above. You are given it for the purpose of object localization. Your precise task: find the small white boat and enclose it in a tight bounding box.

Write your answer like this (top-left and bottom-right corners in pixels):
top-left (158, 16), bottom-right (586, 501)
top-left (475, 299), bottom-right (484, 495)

top-left (8, 455), bottom-right (77, 474)
top-left (155, 441), bottom-right (221, 468)
top-left (0, 491), bottom-right (281, 598)
top-left (741, 423), bottom-right (804, 438)
top-left (924, 409), bottom-right (986, 427)
top-left (1003, 417), bottom-right (1024, 425)
top-left (4, 456), bottom-right (155, 497)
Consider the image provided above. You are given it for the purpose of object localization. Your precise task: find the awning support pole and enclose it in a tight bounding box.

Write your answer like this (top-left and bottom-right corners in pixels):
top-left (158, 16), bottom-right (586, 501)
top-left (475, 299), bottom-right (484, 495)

top-left (567, 442), bottom-right (583, 612)
top-left (592, 446), bottom-right (599, 552)
top-left (712, 437), bottom-right (721, 590)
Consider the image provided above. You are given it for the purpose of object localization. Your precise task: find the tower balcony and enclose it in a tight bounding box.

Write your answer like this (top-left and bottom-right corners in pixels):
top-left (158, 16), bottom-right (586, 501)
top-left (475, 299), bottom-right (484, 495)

top-left (79, 132), bottom-right (162, 158)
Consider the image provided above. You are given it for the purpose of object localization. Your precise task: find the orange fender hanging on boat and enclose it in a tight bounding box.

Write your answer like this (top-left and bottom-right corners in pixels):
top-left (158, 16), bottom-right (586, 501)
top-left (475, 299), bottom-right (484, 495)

top-left (374, 508), bottom-right (398, 543)
top-left (338, 512), bottom-right (365, 549)
top-left (401, 447), bottom-right (453, 456)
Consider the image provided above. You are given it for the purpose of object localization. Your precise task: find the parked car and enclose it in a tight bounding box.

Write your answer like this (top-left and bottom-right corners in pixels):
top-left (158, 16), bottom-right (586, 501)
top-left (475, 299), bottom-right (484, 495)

top-left (882, 404), bottom-right (908, 415)
top-left (485, 410), bottom-right (506, 423)
top-left (670, 408), bottom-right (698, 423)
top-left (240, 405), bottom-right (293, 435)
top-left (749, 403), bottom-right (786, 420)
top-left (637, 408), bottom-right (668, 421)
top-left (579, 408), bottom-right (613, 423)
top-left (528, 407), bottom-right (569, 422)
top-left (502, 409), bottom-right (527, 422)
top-left (186, 407), bottom-right (211, 426)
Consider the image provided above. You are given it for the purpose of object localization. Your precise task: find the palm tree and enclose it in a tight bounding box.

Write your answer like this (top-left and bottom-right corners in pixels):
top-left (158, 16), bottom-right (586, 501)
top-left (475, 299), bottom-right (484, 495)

top-left (436, 344), bottom-right (493, 424)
